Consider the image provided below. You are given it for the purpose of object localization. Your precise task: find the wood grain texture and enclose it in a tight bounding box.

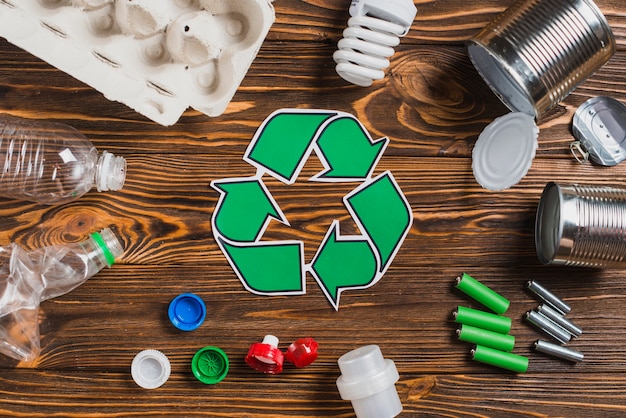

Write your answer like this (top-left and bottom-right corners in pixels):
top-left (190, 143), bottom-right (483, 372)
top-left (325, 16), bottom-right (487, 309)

top-left (0, 0), bottom-right (626, 416)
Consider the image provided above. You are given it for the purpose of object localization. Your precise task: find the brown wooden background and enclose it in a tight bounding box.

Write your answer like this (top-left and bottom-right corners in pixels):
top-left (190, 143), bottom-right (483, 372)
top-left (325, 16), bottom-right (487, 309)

top-left (1, 0), bottom-right (626, 416)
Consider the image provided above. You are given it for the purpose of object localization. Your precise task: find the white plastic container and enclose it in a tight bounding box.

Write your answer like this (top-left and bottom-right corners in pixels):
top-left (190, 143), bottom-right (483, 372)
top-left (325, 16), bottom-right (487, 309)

top-left (0, 0), bottom-right (275, 125)
top-left (336, 345), bottom-right (402, 418)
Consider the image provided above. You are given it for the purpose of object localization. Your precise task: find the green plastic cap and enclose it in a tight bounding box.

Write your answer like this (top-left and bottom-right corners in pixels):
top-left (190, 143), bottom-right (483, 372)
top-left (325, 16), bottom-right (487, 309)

top-left (191, 346), bottom-right (229, 385)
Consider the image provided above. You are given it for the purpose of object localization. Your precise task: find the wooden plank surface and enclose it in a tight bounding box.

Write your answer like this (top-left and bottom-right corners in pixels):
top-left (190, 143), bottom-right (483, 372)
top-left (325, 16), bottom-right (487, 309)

top-left (1, 0), bottom-right (626, 416)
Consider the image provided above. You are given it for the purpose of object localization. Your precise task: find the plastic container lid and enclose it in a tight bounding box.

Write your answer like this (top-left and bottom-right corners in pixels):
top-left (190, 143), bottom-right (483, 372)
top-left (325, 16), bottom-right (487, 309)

top-left (572, 96), bottom-right (626, 166)
top-left (191, 346), bottom-right (229, 385)
top-left (131, 349), bottom-right (171, 389)
top-left (285, 337), bottom-right (319, 368)
top-left (168, 293), bottom-right (206, 331)
top-left (245, 335), bottom-right (284, 374)
top-left (472, 112), bottom-right (539, 191)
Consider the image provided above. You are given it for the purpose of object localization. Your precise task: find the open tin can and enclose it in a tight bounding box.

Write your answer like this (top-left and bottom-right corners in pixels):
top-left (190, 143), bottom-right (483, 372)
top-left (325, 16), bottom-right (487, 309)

top-left (468, 0), bottom-right (615, 120)
top-left (469, 0), bottom-right (616, 191)
top-left (571, 96), bottom-right (626, 166)
top-left (535, 182), bottom-right (626, 267)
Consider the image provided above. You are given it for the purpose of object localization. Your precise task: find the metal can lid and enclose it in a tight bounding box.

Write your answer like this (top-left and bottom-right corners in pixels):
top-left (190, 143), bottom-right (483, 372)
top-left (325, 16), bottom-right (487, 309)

top-left (191, 346), bottom-right (229, 384)
top-left (131, 349), bottom-right (171, 389)
top-left (534, 182), bottom-right (565, 265)
top-left (572, 96), bottom-right (626, 166)
top-left (472, 112), bottom-right (538, 191)
top-left (285, 337), bottom-right (319, 368)
top-left (168, 293), bottom-right (206, 331)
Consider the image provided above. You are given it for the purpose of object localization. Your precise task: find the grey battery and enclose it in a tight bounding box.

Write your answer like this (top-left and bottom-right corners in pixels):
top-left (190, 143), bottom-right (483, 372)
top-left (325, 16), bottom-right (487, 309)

top-left (533, 340), bottom-right (584, 363)
top-left (537, 304), bottom-right (583, 337)
top-left (526, 280), bottom-right (571, 314)
top-left (524, 310), bottom-right (571, 344)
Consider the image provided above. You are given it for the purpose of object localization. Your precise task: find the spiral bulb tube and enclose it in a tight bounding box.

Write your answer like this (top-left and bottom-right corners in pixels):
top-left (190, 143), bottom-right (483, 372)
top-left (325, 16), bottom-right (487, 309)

top-left (333, 0), bottom-right (417, 87)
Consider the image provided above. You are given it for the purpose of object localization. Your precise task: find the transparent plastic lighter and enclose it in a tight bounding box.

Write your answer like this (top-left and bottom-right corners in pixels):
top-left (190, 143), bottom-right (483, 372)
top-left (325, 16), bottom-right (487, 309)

top-left (0, 227), bottom-right (123, 362)
top-left (0, 114), bottom-right (126, 205)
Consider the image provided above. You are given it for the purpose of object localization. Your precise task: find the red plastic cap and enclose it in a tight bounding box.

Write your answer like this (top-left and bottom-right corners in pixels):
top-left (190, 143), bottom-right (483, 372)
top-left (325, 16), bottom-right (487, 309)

top-left (245, 343), bottom-right (284, 374)
top-left (285, 337), bottom-right (319, 368)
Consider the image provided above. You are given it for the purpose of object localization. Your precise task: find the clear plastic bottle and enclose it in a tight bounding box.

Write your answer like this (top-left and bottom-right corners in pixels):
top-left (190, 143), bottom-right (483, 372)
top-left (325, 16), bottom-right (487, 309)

top-left (0, 114), bottom-right (126, 204)
top-left (0, 227), bottom-right (123, 362)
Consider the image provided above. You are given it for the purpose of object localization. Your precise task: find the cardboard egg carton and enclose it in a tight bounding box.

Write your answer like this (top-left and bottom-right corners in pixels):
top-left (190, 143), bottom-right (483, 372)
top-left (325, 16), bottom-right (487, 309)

top-left (0, 0), bottom-right (275, 125)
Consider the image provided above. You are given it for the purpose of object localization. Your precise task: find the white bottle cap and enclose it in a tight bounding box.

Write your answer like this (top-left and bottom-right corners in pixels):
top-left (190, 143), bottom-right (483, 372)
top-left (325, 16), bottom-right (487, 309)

top-left (96, 151), bottom-right (127, 192)
top-left (472, 112), bottom-right (539, 191)
top-left (131, 349), bottom-right (171, 389)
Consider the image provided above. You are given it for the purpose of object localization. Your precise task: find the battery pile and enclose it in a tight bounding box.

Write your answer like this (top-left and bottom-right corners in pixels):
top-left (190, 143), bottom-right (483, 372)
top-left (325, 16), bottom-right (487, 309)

top-left (452, 273), bottom-right (529, 373)
top-left (452, 274), bottom-right (585, 373)
top-left (524, 280), bottom-right (584, 363)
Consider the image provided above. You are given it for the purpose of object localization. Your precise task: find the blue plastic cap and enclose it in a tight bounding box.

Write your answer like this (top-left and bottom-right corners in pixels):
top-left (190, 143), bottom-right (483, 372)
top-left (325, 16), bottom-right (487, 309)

top-left (168, 293), bottom-right (206, 331)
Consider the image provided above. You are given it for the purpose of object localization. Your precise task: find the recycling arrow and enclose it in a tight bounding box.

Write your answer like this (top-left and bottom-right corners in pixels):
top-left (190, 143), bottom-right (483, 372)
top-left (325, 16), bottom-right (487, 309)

top-left (310, 171), bottom-right (413, 309)
top-left (245, 110), bottom-right (337, 184)
top-left (211, 109), bottom-right (413, 309)
top-left (310, 220), bottom-right (378, 310)
top-left (313, 116), bottom-right (386, 181)
top-left (217, 237), bottom-right (305, 295)
top-left (212, 179), bottom-right (285, 242)
top-left (346, 171), bottom-right (413, 272)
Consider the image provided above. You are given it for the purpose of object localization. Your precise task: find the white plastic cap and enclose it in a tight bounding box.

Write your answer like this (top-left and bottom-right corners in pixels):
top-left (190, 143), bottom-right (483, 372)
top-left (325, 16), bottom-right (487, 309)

top-left (131, 349), bottom-right (171, 389)
top-left (472, 112), bottom-right (539, 191)
top-left (336, 345), bottom-right (402, 418)
top-left (96, 151), bottom-right (127, 192)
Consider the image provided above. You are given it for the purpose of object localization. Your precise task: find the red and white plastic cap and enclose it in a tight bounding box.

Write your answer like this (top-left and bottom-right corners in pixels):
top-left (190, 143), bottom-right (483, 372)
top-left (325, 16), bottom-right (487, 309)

top-left (245, 335), bottom-right (284, 374)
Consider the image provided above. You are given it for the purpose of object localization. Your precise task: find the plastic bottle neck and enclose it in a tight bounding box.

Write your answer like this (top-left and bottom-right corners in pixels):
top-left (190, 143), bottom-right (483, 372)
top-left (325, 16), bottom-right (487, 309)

top-left (88, 228), bottom-right (124, 269)
top-left (95, 151), bottom-right (126, 192)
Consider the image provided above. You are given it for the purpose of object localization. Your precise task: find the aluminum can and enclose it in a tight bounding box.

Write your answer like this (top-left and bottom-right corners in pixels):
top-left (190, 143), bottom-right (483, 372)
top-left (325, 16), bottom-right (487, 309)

top-left (535, 182), bottom-right (626, 267)
top-left (468, 0), bottom-right (615, 119)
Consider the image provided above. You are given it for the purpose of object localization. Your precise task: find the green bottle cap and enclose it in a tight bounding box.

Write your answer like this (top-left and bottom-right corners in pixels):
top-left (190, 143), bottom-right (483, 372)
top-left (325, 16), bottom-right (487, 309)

top-left (191, 346), bottom-right (229, 384)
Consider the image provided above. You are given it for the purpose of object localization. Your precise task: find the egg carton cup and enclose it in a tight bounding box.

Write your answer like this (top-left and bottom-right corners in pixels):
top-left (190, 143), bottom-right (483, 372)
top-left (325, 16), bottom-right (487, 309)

top-left (0, 0), bottom-right (275, 125)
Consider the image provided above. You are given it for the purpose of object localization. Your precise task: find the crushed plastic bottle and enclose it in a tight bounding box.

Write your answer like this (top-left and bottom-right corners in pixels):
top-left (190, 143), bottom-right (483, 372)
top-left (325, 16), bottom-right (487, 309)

top-left (0, 227), bottom-right (124, 362)
top-left (0, 114), bottom-right (126, 205)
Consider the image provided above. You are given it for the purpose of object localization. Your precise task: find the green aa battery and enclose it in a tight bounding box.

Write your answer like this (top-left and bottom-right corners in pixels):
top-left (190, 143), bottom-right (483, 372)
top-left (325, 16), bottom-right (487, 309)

top-left (453, 306), bottom-right (512, 334)
top-left (454, 273), bottom-right (510, 314)
top-left (457, 324), bottom-right (515, 352)
top-left (470, 345), bottom-right (529, 373)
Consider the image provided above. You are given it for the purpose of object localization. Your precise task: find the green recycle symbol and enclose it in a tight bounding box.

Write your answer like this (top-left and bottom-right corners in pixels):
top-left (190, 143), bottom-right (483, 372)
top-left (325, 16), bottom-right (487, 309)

top-left (210, 109), bottom-right (413, 310)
